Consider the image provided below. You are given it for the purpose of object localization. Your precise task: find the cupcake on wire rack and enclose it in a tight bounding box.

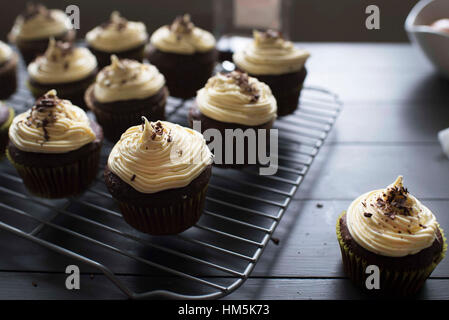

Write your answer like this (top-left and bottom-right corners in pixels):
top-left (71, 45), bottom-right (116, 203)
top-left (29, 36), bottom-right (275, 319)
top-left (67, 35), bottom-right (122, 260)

top-left (85, 55), bottom-right (168, 142)
top-left (6, 90), bottom-right (103, 198)
top-left (8, 3), bottom-right (75, 64)
top-left (85, 11), bottom-right (149, 69)
top-left (0, 102), bottom-right (14, 158)
top-left (147, 14), bottom-right (217, 98)
top-left (233, 30), bottom-right (310, 116)
top-left (336, 176), bottom-right (446, 296)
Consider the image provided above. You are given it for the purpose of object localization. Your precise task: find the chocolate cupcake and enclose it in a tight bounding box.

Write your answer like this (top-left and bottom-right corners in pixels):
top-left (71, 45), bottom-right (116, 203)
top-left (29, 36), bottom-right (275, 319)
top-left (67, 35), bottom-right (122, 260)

top-left (6, 90), bottom-right (103, 198)
top-left (86, 11), bottom-right (148, 69)
top-left (85, 55), bottom-right (168, 142)
top-left (233, 30), bottom-right (310, 116)
top-left (0, 41), bottom-right (18, 99)
top-left (27, 39), bottom-right (98, 109)
top-left (0, 103), bottom-right (14, 157)
top-left (8, 3), bottom-right (75, 65)
top-left (337, 176), bottom-right (446, 296)
top-left (188, 71), bottom-right (277, 168)
top-left (104, 117), bottom-right (212, 235)
top-left (147, 14), bottom-right (217, 98)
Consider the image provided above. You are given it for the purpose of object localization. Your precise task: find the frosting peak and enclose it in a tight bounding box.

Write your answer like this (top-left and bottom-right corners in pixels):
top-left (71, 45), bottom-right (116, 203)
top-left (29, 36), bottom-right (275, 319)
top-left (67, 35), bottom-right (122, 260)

top-left (9, 4), bottom-right (72, 41)
top-left (8, 90), bottom-right (96, 153)
top-left (0, 41), bottom-right (13, 64)
top-left (196, 71), bottom-right (277, 126)
top-left (233, 29), bottom-right (310, 75)
top-left (150, 14), bottom-right (215, 54)
top-left (346, 176), bottom-right (440, 257)
top-left (108, 118), bottom-right (212, 193)
top-left (93, 55), bottom-right (165, 103)
top-left (86, 11), bottom-right (148, 52)
top-left (28, 39), bottom-right (97, 84)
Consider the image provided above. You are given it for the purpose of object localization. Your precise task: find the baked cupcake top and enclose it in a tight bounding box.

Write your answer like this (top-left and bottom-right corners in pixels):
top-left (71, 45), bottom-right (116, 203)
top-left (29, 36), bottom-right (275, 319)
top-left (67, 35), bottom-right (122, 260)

top-left (108, 117), bottom-right (212, 194)
top-left (150, 14), bottom-right (215, 55)
top-left (0, 41), bottom-right (13, 64)
top-left (86, 11), bottom-right (148, 53)
top-left (233, 30), bottom-right (310, 75)
top-left (346, 176), bottom-right (440, 257)
top-left (196, 71), bottom-right (277, 126)
top-left (93, 55), bottom-right (165, 103)
top-left (8, 90), bottom-right (96, 153)
top-left (9, 3), bottom-right (72, 41)
top-left (28, 39), bottom-right (97, 84)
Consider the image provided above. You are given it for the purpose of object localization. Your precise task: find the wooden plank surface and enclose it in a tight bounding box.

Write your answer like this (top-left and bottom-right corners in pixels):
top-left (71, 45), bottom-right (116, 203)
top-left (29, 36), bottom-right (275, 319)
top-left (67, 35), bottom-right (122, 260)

top-left (0, 43), bottom-right (448, 299)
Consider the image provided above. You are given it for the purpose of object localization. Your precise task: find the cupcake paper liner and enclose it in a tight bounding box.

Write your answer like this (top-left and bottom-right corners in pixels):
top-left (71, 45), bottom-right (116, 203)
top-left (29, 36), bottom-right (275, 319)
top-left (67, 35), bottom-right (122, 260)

top-left (0, 107), bottom-right (14, 158)
top-left (336, 211), bottom-right (447, 296)
top-left (117, 185), bottom-right (209, 235)
top-left (6, 145), bottom-right (101, 198)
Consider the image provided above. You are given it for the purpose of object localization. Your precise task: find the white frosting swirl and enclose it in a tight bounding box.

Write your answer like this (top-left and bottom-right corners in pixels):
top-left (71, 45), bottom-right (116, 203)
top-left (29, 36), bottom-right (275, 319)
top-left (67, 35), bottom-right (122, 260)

top-left (108, 117), bottom-right (212, 193)
top-left (93, 55), bottom-right (165, 103)
top-left (150, 14), bottom-right (215, 54)
top-left (233, 30), bottom-right (310, 75)
top-left (86, 11), bottom-right (148, 52)
top-left (28, 39), bottom-right (97, 84)
top-left (9, 4), bottom-right (72, 41)
top-left (8, 90), bottom-right (96, 154)
top-left (346, 176), bottom-right (440, 257)
top-left (0, 41), bottom-right (13, 64)
top-left (196, 72), bottom-right (277, 126)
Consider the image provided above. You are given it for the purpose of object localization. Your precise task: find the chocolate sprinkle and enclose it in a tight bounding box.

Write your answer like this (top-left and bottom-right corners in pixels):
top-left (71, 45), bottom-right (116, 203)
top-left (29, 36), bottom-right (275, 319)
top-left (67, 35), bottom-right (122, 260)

top-left (375, 184), bottom-right (412, 219)
top-left (131, 174), bottom-right (136, 181)
top-left (363, 212), bottom-right (373, 218)
top-left (225, 71), bottom-right (260, 103)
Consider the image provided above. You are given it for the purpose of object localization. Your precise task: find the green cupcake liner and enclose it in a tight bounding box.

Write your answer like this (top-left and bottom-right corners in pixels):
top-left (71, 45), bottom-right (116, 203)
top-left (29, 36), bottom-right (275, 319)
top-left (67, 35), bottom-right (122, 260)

top-left (6, 145), bottom-right (101, 199)
top-left (0, 107), bottom-right (14, 158)
top-left (117, 185), bottom-right (209, 235)
top-left (336, 211), bottom-right (447, 296)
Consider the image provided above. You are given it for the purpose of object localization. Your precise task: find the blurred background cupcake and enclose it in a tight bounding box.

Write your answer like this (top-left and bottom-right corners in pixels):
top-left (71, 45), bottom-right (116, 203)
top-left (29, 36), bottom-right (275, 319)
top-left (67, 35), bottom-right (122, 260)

top-left (27, 38), bottom-right (97, 109)
top-left (233, 30), bottom-right (309, 116)
top-left (147, 14), bottom-right (217, 98)
top-left (104, 117), bottom-right (212, 235)
top-left (189, 71), bottom-right (277, 168)
top-left (336, 176), bottom-right (446, 296)
top-left (85, 11), bottom-right (148, 69)
top-left (0, 102), bottom-right (14, 157)
top-left (6, 90), bottom-right (103, 198)
top-left (85, 55), bottom-right (168, 142)
top-left (0, 41), bottom-right (18, 99)
top-left (8, 3), bottom-right (75, 65)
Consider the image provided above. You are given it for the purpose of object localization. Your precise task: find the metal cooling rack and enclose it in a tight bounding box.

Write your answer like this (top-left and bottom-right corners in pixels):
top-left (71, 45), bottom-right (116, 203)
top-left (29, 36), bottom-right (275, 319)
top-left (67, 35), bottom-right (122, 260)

top-left (0, 61), bottom-right (342, 299)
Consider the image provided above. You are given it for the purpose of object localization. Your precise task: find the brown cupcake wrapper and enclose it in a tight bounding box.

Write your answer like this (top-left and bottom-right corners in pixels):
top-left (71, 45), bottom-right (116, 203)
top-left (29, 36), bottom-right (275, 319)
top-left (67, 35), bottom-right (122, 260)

top-left (0, 107), bottom-right (14, 157)
top-left (117, 185), bottom-right (209, 235)
top-left (88, 43), bottom-right (146, 69)
top-left (336, 211), bottom-right (447, 296)
top-left (272, 86), bottom-right (303, 117)
top-left (6, 144), bottom-right (102, 198)
top-left (0, 54), bottom-right (18, 100)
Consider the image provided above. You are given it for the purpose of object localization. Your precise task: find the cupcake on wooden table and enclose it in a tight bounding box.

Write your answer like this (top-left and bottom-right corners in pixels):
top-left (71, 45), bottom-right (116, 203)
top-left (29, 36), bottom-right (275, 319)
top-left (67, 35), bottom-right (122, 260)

top-left (85, 55), bottom-right (168, 142)
top-left (86, 11), bottom-right (148, 69)
top-left (336, 176), bottom-right (446, 295)
top-left (188, 71), bottom-right (277, 168)
top-left (104, 117), bottom-right (212, 235)
top-left (0, 103), bottom-right (14, 157)
top-left (233, 30), bottom-right (310, 116)
top-left (27, 39), bottom-right (98, 109)
top-left (8, 3), bottom-right (75, 65)
top-left (147, 14), bottom-right (217, 98)
top-left (6, 90), bottom-right (103, 198)
top-left (0, 41), bottom-right (18, 99)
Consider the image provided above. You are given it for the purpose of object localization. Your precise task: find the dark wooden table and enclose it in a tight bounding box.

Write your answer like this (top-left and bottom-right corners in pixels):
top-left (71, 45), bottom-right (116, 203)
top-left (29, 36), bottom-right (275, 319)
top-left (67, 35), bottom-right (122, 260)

top-left (0, 43), bottom-right (448, 299)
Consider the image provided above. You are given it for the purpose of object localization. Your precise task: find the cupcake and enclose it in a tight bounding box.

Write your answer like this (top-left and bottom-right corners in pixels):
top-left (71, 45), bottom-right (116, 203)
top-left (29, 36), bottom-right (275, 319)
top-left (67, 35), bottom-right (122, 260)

top-left (233, 30), bottom-right (310, 116)
top-left (86, 11), bottom-right (148, 69)
top-left (104, 117), bottom-right (212, 235)
top-left (27, 39), bottom-right (98, 109)
top-left (85, 55), bottom-right (168, 142)
top-left (188, 71), bottom-right (277, 167)
top-left (147, 14), bottom-right (217, 98)
top-left (0, 103), bottom-right (14, 157)
top-left (6, 90), bottom-right (103, 198)
top-left (0, 41), bottom-right (18, 99)
top-left (336, 176), bottom-right (446, 295)
top-left (8, 3), bottom-right (75, 65)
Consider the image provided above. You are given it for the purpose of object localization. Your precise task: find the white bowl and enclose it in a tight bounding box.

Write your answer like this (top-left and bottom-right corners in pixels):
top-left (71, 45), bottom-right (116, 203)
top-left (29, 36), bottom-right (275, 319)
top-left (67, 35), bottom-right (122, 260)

top-left (405, 0), bottom-right (449, 78)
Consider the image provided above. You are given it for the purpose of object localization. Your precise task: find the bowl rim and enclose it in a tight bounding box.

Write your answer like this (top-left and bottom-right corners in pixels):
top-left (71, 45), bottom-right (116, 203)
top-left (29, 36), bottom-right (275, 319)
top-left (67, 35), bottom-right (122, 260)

top-left (405, 0), bottom-right (449, 39)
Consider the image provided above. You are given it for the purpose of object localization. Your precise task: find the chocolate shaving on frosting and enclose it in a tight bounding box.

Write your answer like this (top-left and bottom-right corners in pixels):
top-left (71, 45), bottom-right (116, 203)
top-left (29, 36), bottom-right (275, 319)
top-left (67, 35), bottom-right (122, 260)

top-left (170, 14), bottom-right (194, 34)
top-left (375, 183), bottom-right (412, 219)
top-left (22, 3), bottom-right (52, 21)
top-left (27, 90), bottom-right (60, 141)
top-left (225, 71), bottom-right (260, 103)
